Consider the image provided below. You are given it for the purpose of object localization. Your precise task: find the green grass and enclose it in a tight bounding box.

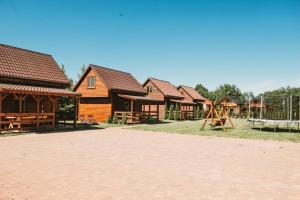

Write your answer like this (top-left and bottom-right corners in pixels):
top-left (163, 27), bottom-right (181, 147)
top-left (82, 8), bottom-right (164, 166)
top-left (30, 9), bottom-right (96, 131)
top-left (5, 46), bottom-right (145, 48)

top-left (130, 119), bottom-right (300, 143)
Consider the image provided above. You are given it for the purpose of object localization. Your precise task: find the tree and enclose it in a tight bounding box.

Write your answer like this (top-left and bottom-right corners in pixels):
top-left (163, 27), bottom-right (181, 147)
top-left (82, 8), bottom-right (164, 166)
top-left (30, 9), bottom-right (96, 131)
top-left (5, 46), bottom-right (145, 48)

top-left (174, 103), bottom-right (180, 120)
top-left (112, 113), bottom-right (118, 124)
top-left (210, 84), bottom-right (245, 103)
top-left (77, 65), bottom-right (87, 80)
top-left (168, 104), bottom-right (174, 120)
top-left (60, 64), bottom-right (74, 89)
top-left (195, 84), bottom-right (210, 99)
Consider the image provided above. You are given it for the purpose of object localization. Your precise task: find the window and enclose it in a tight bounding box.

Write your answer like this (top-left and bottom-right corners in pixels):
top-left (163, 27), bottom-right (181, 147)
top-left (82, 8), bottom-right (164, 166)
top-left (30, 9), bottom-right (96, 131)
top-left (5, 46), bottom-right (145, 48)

top-left (147, 86), bottom-right (153, 94)
top-left (87, 76), bottom-right (96, 88)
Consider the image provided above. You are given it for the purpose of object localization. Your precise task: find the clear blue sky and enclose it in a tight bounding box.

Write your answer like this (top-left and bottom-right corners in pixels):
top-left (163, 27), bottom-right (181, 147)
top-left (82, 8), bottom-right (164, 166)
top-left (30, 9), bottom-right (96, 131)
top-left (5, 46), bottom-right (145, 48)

top-left (1, 0), bottom-right (300, 94)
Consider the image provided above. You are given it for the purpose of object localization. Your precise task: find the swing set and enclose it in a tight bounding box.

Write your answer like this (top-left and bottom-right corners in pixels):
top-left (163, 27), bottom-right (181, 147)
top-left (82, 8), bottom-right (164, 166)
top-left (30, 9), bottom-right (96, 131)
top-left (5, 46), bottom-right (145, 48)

top-left (200, 100), bottom-right (234, 132)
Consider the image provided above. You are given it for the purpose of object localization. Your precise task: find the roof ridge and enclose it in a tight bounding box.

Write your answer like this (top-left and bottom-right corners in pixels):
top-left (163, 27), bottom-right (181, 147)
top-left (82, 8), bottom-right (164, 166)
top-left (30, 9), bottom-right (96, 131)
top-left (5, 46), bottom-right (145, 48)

top-left (149, 77), bottom-right (172, 84)
top-left (0, 43), bottom-right (51, 57)
top-left (90, 64), bottom-right (131, 75)
top-left (179, 85), bottom-right (194, 89)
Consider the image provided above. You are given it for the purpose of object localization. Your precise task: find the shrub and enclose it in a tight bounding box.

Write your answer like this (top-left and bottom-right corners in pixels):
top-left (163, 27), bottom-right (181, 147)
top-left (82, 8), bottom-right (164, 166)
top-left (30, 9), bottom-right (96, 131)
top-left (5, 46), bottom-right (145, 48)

top-left (174, 103), bottom-right (180, 120)
top-left (164, 101), bottom-right (169, 120)
top-left (112, 113), bottom-right (118, 124)
top-left (169, 104), bottom-right (174, 120)
top-left (106, 115), bottom-right (112, 124)
top-left (193, 106), bottom-right (198, 119)
top-left (121, 113), bottom-right (127, 125)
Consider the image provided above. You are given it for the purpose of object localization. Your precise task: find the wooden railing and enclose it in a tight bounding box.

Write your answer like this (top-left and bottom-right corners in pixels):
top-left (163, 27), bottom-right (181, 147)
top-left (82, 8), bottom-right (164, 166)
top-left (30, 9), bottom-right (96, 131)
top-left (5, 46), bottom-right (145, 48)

top-left (114, 111), bottom-right (158, 124)
top-left (0, 112), bottom-right (55, 132)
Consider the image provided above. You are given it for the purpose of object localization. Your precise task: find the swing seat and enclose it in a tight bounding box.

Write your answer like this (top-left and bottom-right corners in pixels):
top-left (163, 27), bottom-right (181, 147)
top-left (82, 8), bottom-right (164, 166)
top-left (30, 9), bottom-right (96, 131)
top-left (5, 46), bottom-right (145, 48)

top-left (209, 117), bottom-right (227, 127)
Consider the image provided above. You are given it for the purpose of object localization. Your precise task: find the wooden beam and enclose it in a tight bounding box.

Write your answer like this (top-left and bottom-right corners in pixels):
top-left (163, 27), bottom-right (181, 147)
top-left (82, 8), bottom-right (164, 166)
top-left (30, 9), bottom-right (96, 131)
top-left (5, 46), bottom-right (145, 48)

top-left (74, 96), bottom-right (78, 128)
top-left (36, 95), bottom-right (40, 130)
top-left (0, 93), bottom-right (2, 134)
top-left (156, 104), bottom-right (159, 122)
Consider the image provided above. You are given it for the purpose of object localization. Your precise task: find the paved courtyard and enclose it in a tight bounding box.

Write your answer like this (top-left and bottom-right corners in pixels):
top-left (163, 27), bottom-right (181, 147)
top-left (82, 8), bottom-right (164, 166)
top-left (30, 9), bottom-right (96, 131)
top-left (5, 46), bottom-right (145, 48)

top-left (0, 128), bottom-right (300, 200)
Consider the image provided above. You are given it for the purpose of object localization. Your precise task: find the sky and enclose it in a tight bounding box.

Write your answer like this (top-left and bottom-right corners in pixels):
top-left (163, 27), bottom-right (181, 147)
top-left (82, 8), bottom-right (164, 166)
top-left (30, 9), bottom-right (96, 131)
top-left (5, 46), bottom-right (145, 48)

top-left (0, 0), bottom-right (300, 94)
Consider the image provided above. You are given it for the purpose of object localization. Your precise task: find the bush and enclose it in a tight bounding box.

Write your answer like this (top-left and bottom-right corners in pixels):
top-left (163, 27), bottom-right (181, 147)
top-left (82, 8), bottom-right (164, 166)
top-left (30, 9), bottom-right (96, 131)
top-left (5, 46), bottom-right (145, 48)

top-left (174, 103), bottom-right (180, 120)
top-left (164, 101), bottom-right (169, 120)
top-left (121, 113), bottom-right (127, 125)
top-left (106, 116), bottom-right (112, 124)
top-left (112, 113), bottom-right (118, 124)
top-left (169, 104), bottom-right (174, 120)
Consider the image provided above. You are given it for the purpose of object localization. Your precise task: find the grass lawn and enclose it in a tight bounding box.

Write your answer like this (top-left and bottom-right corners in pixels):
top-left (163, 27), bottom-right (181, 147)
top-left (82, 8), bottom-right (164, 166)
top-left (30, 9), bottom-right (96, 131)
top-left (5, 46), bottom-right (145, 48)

top-left (130, 119), bottom-right (300, 142)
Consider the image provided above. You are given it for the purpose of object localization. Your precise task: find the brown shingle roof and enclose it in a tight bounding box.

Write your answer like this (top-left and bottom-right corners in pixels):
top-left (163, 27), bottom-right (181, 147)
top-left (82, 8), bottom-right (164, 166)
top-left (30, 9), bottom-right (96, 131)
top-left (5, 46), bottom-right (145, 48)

top-left (118, 94), bottom-right (163, 102)
top-left (145, 78), bottom-right (184, 99)
top-left (0, 83), bottom-right (77, 96)
top-left (0, 44), bottom-right (70, 86)
top-left (178, 85), bottom-right (206, 101)
top-left (89, 64), bottom-right (146, 94)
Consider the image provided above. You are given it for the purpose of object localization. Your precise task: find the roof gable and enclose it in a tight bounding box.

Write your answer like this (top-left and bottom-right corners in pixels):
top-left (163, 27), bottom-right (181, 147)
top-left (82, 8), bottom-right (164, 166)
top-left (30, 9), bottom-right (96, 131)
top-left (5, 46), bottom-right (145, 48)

top-left (75, 64), bottom-right (146, 94)
top-left (178, 85), bottom-right (206, 101)
top-left (144, 78), bottom-right (184, 99)
top-left (0, 44), bottom-right (70, 86)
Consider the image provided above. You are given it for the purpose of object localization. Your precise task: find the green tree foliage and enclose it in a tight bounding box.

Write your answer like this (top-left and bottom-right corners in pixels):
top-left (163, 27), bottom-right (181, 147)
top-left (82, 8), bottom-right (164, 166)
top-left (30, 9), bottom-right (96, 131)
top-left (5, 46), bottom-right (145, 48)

top-left (210, 84), bottom-right (244, 103)
top-left (121, 113), bottom-right (127, 125)
top-left (57, 64), bottom-right (75, 120)
top-left (112, 113), bottom-right (118, 124)
top-left (168, 104), bottom-right (174, 120)
top-left (174, 103), bottom-right (180, 120)
top-left (77, 65), bottom-right (87, 81)
top-left (195, 84), bottom-right (210, 98)
top-left (164, 101), bottom-right (169, 120)
top-left (106, 116), bottom-right (112, 124)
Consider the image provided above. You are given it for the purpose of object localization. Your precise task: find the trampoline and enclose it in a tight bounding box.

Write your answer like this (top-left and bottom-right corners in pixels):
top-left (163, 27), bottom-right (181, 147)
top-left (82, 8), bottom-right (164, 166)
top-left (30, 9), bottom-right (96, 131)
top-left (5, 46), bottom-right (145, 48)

top-left (248, 95), bottom-right (300, 132)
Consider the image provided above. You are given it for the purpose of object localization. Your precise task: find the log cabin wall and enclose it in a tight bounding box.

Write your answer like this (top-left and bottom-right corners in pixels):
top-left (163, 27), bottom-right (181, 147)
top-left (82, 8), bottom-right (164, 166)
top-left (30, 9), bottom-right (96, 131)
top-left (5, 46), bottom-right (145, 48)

top-left (177, 87), bottom-right (195, 112)
top-left (143, 81), bottom-right (165, 119)
top-left (76, 68), bottom-right (112, 122)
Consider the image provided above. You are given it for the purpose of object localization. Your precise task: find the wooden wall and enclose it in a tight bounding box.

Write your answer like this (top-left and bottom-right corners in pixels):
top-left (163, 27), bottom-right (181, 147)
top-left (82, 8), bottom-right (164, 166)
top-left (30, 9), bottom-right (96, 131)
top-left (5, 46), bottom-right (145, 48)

top-left (75, 68), bottom-right (109, 98)
top-left (79, 98), bottom-right (112, 122)
top-left (143, 81), bottom-right (165, 119)
top-left (178, 88), bottom-right (193, 102)
top-left (76, 68), bottom-right (112, 122)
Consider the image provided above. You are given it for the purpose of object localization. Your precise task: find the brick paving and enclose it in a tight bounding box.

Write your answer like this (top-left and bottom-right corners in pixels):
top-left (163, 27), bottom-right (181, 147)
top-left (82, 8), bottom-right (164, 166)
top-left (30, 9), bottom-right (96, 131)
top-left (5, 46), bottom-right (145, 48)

top-left (0, 128), bottom-right (300, 200)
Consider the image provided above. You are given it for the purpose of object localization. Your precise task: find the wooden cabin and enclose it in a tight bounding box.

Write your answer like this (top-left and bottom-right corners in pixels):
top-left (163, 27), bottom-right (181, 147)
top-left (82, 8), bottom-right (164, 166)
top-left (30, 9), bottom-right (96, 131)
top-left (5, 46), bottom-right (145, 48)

top-left (143, 78), bottom-right (196, 120)
top-left (74, 65), bottom-right (162, 123)
top-left (220, 96), bottom-right (245, 116)
top-left (0, 44), bottom-right (78, 133)
top-left (177, 85), bottom-right (206, 119)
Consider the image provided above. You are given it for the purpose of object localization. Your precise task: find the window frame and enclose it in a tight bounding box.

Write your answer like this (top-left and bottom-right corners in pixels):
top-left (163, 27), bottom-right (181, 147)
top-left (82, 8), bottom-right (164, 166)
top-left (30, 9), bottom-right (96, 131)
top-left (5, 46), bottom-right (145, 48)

top-left (87, 76), bottom-right (96, 89)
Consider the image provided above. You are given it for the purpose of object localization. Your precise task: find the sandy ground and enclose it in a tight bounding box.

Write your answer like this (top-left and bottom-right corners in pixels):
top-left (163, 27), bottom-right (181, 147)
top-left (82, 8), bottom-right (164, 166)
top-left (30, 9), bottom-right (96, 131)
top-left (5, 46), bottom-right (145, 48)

top-left (0, 128), bottom-right (300, 200)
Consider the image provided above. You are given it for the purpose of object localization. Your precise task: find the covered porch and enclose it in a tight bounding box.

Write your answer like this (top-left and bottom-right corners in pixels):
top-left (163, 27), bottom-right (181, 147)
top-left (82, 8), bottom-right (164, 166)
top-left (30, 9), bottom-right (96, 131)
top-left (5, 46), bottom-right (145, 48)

top-left (115, 94), bottom-right (163, 124)
top-left (170, 99), bottom-right (197, 120)
top-left (0, 84), bottom-right (79, 133)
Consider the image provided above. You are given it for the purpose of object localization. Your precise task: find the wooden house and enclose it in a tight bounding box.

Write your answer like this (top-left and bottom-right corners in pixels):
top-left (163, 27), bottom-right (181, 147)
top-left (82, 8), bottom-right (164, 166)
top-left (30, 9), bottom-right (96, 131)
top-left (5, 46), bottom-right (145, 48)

top-left (177, 85), bottom-right (206, 118)
top-left (0, 44), bottom-right (78, 133)
top-left (143, 78), bottom-right (196, 120)
top-left (74, 65), bottom-right (162, 123)
top-left (220, 96), bottom-right (245, 116)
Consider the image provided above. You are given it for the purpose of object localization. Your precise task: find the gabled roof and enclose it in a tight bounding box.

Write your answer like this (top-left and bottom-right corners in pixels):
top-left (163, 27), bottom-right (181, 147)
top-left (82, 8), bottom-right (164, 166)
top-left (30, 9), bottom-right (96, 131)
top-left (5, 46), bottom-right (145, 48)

top-left (144, 78), bottom-right (184, 99)
top-left (74, 64), bottom-right (147, 95)
top-left (0, 44), bottom-right (70, 86)
top-left (220, 96), bottom-right (241, 105)
top-left (178, 85), bottom-right (206, 101)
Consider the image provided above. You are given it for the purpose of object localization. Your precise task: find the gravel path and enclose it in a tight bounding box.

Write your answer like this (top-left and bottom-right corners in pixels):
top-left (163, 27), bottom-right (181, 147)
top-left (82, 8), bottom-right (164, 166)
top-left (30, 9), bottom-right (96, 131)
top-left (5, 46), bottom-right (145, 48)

top-left (0, 128), bottom-right (299, 200)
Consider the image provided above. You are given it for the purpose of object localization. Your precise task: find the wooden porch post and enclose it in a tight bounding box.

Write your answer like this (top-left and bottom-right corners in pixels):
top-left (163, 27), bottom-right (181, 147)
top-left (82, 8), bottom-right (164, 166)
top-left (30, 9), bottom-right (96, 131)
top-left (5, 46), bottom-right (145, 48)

top-left (148, 104), bottom-right (151, 120)
top-left (156, 104), bottom-right (159, 122)
top-left (74, 96), bottom-right (78, 128)
top-left (130, 100), bottom-right (134, 123)
top-left (0, 93), bottom-right (2, 134)
top-left (36, 95), bottom-right (40, 130)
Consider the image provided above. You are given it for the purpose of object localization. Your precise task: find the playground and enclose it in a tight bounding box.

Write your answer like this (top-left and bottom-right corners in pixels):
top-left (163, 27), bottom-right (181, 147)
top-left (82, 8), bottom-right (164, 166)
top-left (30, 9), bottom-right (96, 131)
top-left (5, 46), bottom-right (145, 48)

top-left (132, 119), bottom-right (300, 142)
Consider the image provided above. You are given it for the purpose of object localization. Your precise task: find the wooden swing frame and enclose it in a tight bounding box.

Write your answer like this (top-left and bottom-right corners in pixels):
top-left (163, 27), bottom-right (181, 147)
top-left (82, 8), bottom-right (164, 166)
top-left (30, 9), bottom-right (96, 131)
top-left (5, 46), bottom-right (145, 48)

top-left (200, 101), bottom-right (234, 132)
